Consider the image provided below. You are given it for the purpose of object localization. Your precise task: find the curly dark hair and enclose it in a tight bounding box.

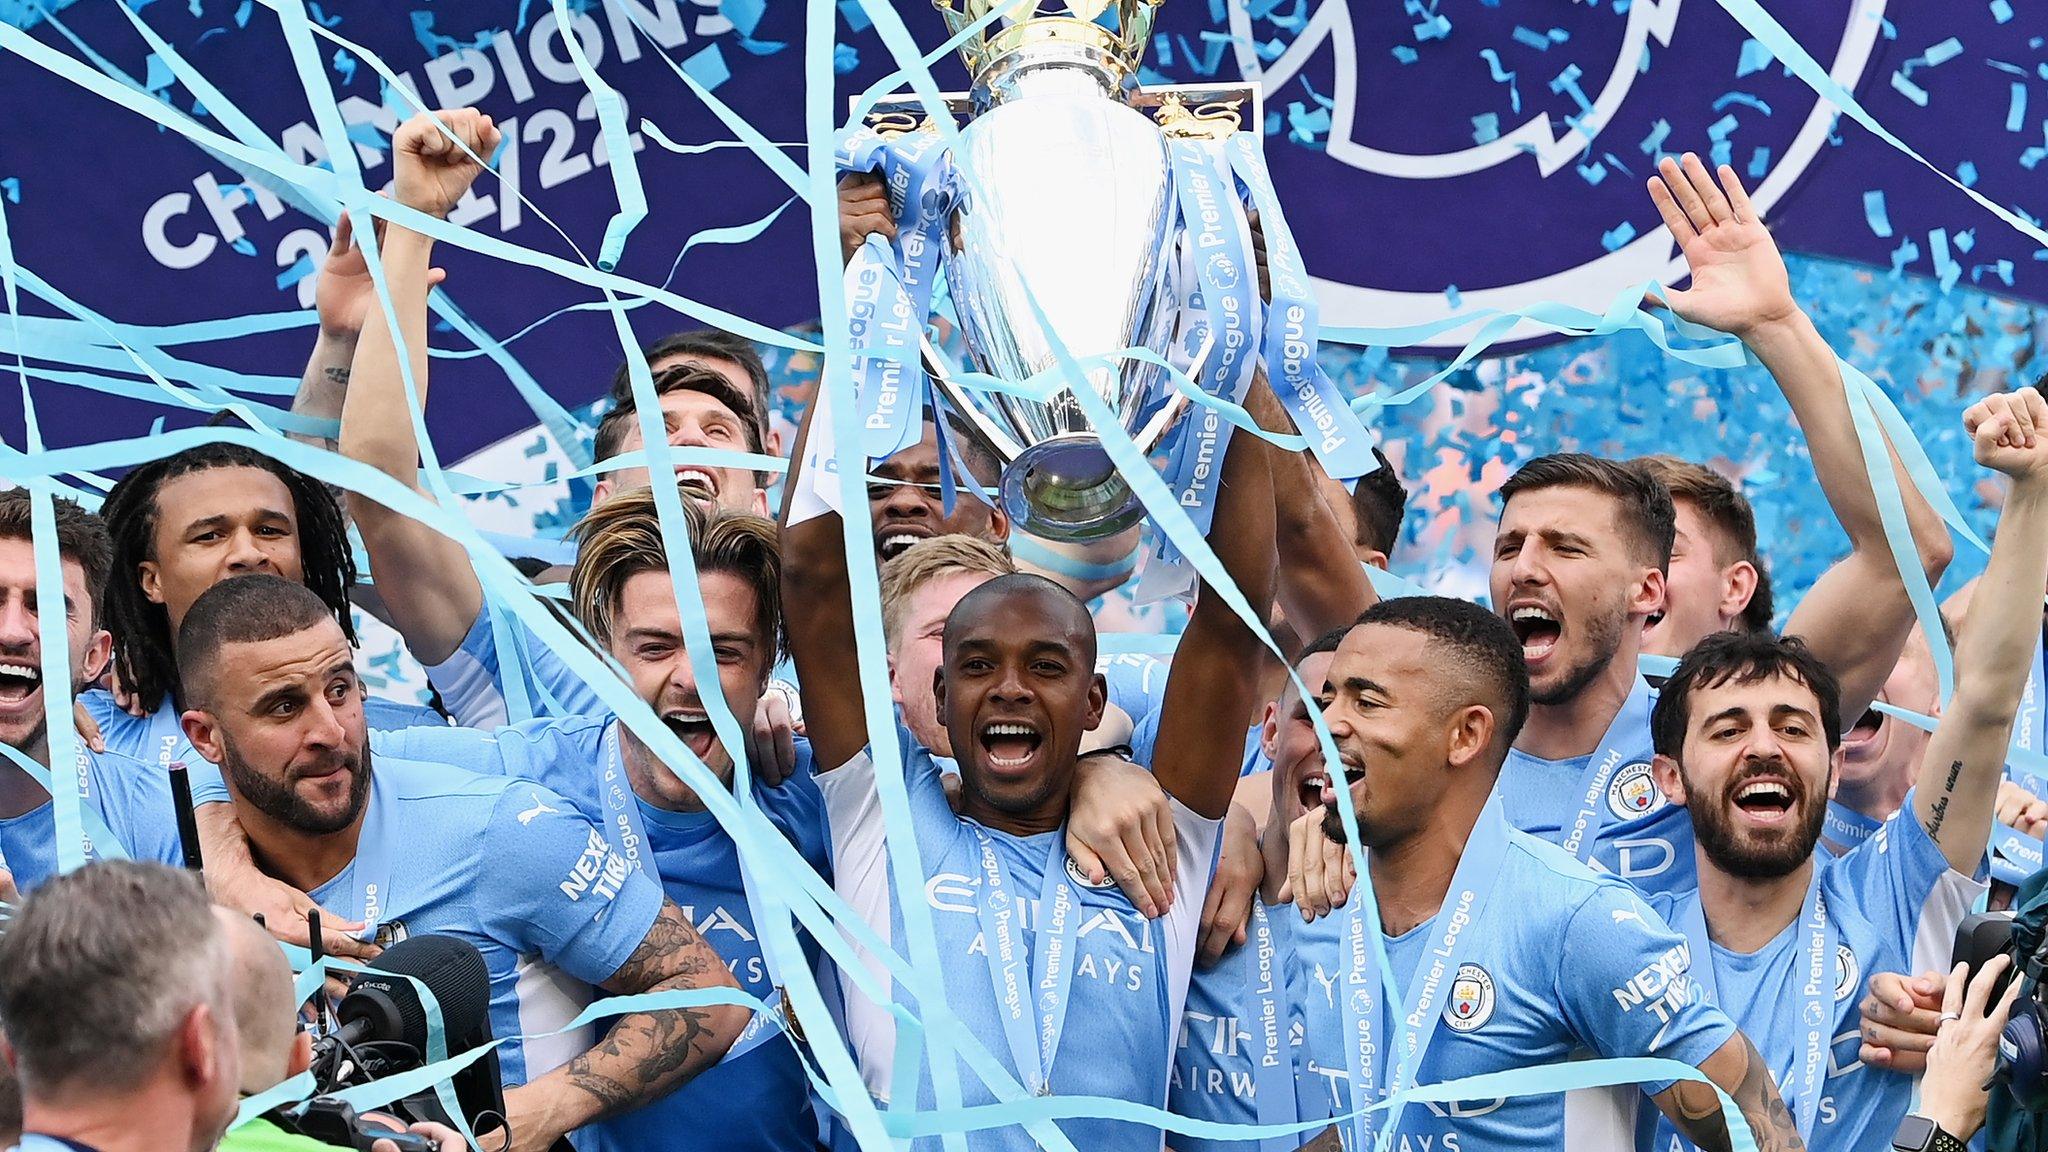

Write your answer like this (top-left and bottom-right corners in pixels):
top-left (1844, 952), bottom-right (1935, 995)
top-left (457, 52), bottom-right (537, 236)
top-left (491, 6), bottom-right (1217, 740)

top-left (99, 442), bottom-right (356, 710)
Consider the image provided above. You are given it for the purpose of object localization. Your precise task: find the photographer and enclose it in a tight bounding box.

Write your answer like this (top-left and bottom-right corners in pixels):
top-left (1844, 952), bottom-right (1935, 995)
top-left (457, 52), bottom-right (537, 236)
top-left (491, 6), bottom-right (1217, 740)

top-left (0, 862), bottom-right (240, 1152)
top-left (216, 914), bottom-right (459, 1152)
top-left (1892, 955), bottom-right (2023, 1151)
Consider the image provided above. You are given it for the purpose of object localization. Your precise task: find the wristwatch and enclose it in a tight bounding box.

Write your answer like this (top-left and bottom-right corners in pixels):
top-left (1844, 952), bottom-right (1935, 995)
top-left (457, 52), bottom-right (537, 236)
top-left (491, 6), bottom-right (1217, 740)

top-left (1891, 1114), bottom-right (1969, 1152)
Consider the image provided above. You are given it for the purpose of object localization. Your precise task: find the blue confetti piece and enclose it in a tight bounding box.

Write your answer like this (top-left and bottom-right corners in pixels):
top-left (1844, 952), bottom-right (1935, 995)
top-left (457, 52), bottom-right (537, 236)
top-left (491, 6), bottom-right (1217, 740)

top-left (1989, 59), bottom-right (2028, 76)
top-left (1601, 221), bottom-right (1637, 251)
top-left (149, 417), bottom-right (166, 437)
top-left (1257, 37), bottom-right (1287, 61)
top-left (1972, 259), bottom-right (2016, 286)
top-left (1286, 101), bottom-right (1331, 143)
top-left (2009, 84), bottom-right (2028, 132)
top-left (331, 47), bottom-right (356, 84)
top-left (1863, 189), bottom-right (1894, 237)
top-left (1391, 45), bottom-right (1419, 64)
top-left (1153, 33), bottom-right (1173, 68)
top-left (0, 178), bottom-right (18, 204)
top-left (1706, 112), bottom-right (1740, 140)
top-left (1413, 12), bottom-right (1450, 41)
top-left (1511, 25), bottom-right (1551, 51)
top-left (1638, 44), bottom-right (1650, 73)
top-left (307, 1), bottom-right (340, 27)
top-left (1640, 118), bottom-right (1671, 155)
top-left (686, 43), bottom-right (733, 89)
top-left (1881, 18), bottom-right (1896, 40)
top-left (1478, 49), bottom-right (1521, 114)
top-left (1955, 228), bottom-right (1977, 254)
top-left (725, 0), bottom-right (765, 36)
top-left (1958, 160), bottom-right (1979, 188)
top-left (1889, 237), bottom-right (1920, 274)
top-left (229, 236), bottom-right (256, 257)
top-left (275, 254), bottom-right (317, 290)
top-left (1602, 151), bottom-right (1632, 175)
top-left (143, 53), bottom-right (174, 93)
top-left (233, 0), bottom-right (249, 25)
top-left (1992, 0), bottom-right (2014, 20)
top-left (1747, 146), bottom-right (1770, 177)
top-left (1444, 284), bottom-right (1462, 310)
top-left (836, 0), bottom-right (868, 33)
top-left (1549, 64), bottom-right (1593, 116)
top-left (344, 119), bottom-right (385, 151)
top-left (1930, 228), bottom-right (1961, 292)
top-left (1735, 38), bottom-right (1774, 76)
top-left (1712, 91), bottom-right (1772, 116)
top-left (1577, 161), bottom-right (1608, 185)
top-left (1470, 112), bottom-right (1499, 143)
top-left (1921, 37), bottom-right (1964, 67)
top-left (1891, 72), bottom-right (1929, 107)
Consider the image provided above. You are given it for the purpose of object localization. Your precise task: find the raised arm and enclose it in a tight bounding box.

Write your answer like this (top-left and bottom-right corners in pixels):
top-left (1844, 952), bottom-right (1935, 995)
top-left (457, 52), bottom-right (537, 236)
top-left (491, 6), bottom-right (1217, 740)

top-left (778, 380), bottom-right (870, 769)
top-left (1246, 376), bottom-right (1373, 638)
top-left (1152, 389), bottom-right (1278, 820)
top-left (340, 108), bottom-right (500, 666)
top-left (1912, 387), bottom-right (2048, 874)
top-left (509, 901), bottom-right (747, 1150)
top-left (1651, 1032), bottom-right (1804, 1152)
top-left (1648, 153), bottom-right (1951, 720)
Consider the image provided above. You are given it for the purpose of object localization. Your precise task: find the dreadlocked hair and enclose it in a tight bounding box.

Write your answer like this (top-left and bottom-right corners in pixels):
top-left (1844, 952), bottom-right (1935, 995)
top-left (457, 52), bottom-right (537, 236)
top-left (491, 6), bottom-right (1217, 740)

top-left (99, 442), bottom-right (357, 710)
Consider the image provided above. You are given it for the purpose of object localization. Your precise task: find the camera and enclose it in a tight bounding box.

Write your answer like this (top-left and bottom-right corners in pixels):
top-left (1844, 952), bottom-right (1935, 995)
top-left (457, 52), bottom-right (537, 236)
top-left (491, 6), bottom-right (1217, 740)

top-left (275, 934), bottom-right (507, 1148)
top-left (1954, 911), bottom-right (2048, 1110)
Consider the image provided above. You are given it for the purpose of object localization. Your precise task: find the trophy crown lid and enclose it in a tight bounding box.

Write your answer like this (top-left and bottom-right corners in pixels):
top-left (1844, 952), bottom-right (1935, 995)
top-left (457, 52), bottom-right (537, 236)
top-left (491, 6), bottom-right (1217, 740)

top-left (934, 0), bottom-right (1162, 84)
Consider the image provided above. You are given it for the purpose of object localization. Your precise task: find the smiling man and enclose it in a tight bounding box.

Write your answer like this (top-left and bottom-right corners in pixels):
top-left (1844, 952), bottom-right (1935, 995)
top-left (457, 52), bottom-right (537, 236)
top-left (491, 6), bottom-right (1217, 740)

top-left (1635, 387), bottom-right (2048, 1152)
top-left (1300, 597), bottom-right (1791, 1152)
top-left (781, 372), bottom-right (1276, 1148)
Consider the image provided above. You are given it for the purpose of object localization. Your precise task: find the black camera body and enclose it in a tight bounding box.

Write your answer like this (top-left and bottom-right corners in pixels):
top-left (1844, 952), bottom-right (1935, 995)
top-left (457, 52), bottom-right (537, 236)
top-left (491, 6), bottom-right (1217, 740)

top-left (288, 1098), bottom-right (439, 1152)
top-left (1955, 911), bottom-right (2048, 1110)
top-left (293, 935), bottom-right (507, 1148)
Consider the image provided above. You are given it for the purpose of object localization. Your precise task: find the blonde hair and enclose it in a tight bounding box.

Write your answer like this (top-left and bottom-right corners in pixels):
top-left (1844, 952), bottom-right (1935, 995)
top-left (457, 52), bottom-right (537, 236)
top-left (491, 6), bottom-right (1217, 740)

top-left (880, 535), bottom-right (1015, 650)
top-left (571, 488), bottom-right (784, 657)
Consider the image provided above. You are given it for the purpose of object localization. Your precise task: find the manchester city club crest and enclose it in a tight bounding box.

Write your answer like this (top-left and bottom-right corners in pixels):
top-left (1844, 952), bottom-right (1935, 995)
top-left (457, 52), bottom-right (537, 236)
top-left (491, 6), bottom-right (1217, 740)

top-left (372, 920), bottom-right (409, 950)
top-left (1065, 854), bottom-right (1119, 890)
top-left (1606, 762), bottom-right (1666, 820)
top-left (1443, 964), bottom-right (1496, 1033)
top-left (1835, 943), bottom-right (1859, 1003)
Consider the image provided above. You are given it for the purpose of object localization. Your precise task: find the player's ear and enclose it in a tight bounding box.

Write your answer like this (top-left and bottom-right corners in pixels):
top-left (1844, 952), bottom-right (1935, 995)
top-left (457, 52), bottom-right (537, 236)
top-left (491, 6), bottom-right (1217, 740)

top-left (1652, 753), bottom-right (1688, 806)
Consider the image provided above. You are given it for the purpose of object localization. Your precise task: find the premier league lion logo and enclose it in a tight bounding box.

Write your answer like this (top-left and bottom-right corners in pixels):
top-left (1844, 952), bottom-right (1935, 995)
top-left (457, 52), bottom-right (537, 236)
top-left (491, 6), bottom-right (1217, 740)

top-left (1146, 0), bottom-right (1884, 352)
top-left (1443, 964), bottom-right (1496, 1033)
top-left (1607, 762), bottom-right (1666, 820)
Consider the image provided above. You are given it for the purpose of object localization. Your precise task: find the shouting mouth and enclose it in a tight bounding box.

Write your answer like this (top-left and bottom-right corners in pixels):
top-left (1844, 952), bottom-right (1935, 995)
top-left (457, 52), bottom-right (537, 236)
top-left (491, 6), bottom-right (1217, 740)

top-left (1510, 605), bottom-right (1562, 666)
top-left (0, 661), bottom-right (41, 710)
top-left (1730, 776), bottom-right (1798, 826)
top-left (978, 719), bottom-right (1044, 775)
top-left (877, 525), bottom-right (933, 562)
top-left (663, 710), bottom-right (718, 760)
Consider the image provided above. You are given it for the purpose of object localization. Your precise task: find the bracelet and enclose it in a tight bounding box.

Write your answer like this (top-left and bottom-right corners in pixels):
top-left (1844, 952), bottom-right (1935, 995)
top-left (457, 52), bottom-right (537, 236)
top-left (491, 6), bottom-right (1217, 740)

top-left (1079, 743), bottom-right (1136, 762)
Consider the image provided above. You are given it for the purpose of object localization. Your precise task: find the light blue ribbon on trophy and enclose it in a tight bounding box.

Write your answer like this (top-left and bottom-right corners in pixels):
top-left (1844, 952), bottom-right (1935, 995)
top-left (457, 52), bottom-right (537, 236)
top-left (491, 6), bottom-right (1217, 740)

top-left (838, 126), bottom-right (949, 462)
top-left (2013, 631), bottom-right (2046, 764)
top-left (1671, 875), bottom-right (1833, 1144)
top-left (1149, 138), bottom-right (1260, 583)
top-left (1339, 794), bottom-right (1512, 1152)
top-left (1992, 822), bottom-right (2045, 886)
top-left (1558, 677), bottom-right (1659, 865)
top-left (1223, 133), bottom-right (1379, 490)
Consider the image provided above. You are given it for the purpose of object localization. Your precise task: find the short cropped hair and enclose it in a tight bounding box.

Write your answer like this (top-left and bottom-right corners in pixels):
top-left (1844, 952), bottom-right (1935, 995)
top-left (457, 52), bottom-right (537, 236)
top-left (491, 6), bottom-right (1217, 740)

top-left (0, 861), bottom-right (227, 1098)
top-left (571, 488), bottom-right (784, 660)
top-left (1299, 626), bottom-right (1351, 662)
top-left (1651, 630), bottom-right (1844, 757)
top-left (175, 574), bottom-right (335, 711)
top-left (0, 491), bottom-right (113, 627)
top-left (1631, 455), bottom-right (1774, 632)
top-left (608, 329), bottom-right (772, 447)
top-left (1353, 596), bottom-right (1530, 751)
top-left (880, 535), bottom-right (1016, 651)
top-left (1349, 447), bottom-right (1408, 557)
top-left (1499, 452), bottom-right (1676, 572)
top-left (593, 364), bottom-right (767, 481)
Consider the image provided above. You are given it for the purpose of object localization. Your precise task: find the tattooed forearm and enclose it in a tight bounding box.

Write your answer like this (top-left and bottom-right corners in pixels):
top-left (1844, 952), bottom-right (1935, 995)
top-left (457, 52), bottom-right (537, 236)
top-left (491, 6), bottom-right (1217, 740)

top-left (550, 902), bottom-right (745, 1120)
top-left (1662, 1035), bottom-right (1803, 1152)
top-left (1923, 759), bottom-right (1963, 842)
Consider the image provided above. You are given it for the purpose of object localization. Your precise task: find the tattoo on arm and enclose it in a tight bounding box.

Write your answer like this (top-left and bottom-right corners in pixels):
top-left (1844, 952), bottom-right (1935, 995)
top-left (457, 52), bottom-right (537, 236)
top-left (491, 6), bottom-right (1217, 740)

top-left (323, 366), bottom-right (351, 387)
top-left (561, 905), bottom-right (731, 1119)
top-left (1923, 759), bottom-right (1963, 842)
top-left (1669, 1035), bottom-right (1803, 1152)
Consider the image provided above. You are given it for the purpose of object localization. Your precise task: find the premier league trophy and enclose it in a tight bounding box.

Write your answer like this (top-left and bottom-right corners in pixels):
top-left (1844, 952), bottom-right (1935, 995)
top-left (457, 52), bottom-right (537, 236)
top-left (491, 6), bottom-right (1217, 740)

top-left (855, 0), bottom-right (1260, 542)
